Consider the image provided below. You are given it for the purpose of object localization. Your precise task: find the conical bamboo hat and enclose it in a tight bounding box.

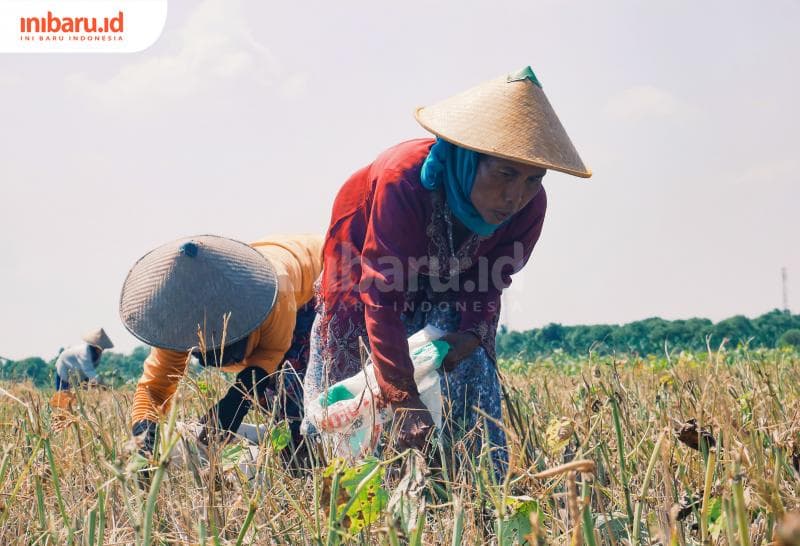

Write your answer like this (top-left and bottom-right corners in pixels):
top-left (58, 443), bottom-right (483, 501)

top-left (415, 67), bottom-right (591, 178)
top-left (119, 235), bottom-right (278, 351)
top-left (82, 328), bottom-right (113, 350)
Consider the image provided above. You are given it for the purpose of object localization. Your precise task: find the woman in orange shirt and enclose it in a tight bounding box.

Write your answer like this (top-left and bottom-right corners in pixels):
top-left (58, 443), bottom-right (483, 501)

top-left (120, 233), bottom-right (322, 464)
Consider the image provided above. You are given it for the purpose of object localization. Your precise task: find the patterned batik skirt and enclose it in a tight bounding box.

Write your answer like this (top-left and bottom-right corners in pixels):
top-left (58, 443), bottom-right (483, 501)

top-left (302, 299), bottom-right (508, 475)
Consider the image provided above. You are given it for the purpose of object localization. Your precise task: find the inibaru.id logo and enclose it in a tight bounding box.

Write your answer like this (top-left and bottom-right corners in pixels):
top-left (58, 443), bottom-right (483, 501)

top-left (19, 11), bottom-right (125, 41)
top-left (1, 0), bottom-right (166, 53)
top-left (20, 11), bottom-right (124, 34)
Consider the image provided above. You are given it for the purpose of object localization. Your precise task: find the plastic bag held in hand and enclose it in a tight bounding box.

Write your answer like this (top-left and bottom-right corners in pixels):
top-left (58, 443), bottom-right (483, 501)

top-left (306, 325), bottom-right (449, 459)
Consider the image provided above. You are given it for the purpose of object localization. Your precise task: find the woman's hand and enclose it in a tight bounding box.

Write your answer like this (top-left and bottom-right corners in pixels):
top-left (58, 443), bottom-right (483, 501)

top-left (441, 331), bottom-right (480, 372)
top-left (131, 420), bottom-right (158, 488)
top-left (393, 394), bottom-right (435, 452)
top-left (132, 419), bottom-right (158, 457)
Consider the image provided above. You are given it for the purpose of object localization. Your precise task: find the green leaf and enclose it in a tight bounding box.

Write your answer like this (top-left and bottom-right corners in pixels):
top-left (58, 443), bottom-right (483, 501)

top-left (709, 509), bottom-right (727, 542)
top-left (339, 457), bottom-right (378, 488)
top-left (323, 457), bottom-right (345, 478)
top-left (124, 452), bottom-right (149, 476)
top-left (707, 496), bottom-right (722, 523)
top-left (544, 418), bottom-right (574, 455)
top-left (220, 443), bottom-right (245, 471)
top-left (498, 496), bottom-right (542, 545)
top-left (340, 457), bottom-right (388, 533)
top-left (270, 422), bottom-right (291, 452)
top-left (595, 513), bottom-right (634, 544)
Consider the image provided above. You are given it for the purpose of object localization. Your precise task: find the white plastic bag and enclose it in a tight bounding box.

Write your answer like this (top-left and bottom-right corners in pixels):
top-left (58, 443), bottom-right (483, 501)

top-left (305, 325), bottom-right (449, 459)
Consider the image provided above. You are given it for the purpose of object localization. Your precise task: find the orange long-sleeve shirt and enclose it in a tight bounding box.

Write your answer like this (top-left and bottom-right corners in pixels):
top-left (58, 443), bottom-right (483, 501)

top-left (131, 234), bottom-right (323, 424)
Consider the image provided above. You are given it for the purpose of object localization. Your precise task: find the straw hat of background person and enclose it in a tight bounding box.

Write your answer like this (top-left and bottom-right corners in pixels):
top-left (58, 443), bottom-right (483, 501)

top-left (119, 235), bottom-right (279, 352)
top-left (415, 66), bottom-right (591, 179)
top-left (82, 328), bottom-right (114, 350)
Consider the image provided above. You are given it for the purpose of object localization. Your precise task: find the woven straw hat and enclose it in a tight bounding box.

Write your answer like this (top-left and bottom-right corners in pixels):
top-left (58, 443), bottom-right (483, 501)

top-left (119, 235), bottom-right (278, 352)
top-left (82, 328), bottom-right (114, 350)
top-left (415, 66), bottom-right (591, 178)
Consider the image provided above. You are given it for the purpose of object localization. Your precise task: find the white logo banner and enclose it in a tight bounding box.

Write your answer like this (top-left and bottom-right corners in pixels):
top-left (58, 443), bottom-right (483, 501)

top-left (0, 0), bottom-right (167, 53)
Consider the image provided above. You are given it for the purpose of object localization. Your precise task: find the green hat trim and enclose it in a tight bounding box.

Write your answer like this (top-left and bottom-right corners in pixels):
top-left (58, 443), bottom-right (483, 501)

top-left (507, 66), bottom-right (542, 88)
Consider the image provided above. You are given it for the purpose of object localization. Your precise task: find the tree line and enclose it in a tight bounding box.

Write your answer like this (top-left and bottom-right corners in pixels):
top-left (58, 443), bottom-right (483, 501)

top-left (2, 310), bottom-right (799, 388)
top-left (496, 309), bottom-right (800, 360)
top-left (0, 346), bottom-right (150, 389)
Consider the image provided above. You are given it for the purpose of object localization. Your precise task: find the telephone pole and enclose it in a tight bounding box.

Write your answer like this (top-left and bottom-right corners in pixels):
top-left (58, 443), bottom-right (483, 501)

top-left (782, 267), bottom-right (789, 313)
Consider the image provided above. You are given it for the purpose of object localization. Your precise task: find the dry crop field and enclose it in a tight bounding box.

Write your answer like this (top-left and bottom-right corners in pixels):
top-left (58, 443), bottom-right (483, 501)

top-left (1, 347), bottom-right (799, 545)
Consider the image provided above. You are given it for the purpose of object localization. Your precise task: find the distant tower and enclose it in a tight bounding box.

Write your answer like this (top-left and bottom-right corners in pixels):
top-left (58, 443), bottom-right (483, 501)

top-left (782, 267), bottom-right (790, 313)
top-left (501, 291), bottom-right (511, 330)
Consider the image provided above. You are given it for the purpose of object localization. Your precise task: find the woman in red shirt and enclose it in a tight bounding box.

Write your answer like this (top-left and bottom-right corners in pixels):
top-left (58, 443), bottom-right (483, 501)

top-left (303, 67), bottom-right (590, 472)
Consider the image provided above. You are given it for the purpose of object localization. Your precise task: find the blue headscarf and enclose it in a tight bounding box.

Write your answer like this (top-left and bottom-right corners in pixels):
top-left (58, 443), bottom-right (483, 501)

top-left (420, 138), bottom-right (500, 237)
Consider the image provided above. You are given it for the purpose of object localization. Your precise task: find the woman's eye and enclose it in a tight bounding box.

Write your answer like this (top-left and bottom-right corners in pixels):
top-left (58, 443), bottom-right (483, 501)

top-left (499, 171), bottom-right (514, 179)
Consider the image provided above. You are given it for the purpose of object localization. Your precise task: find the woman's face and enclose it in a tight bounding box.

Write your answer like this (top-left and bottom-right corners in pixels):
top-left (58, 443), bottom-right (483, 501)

top-left (470, 155), bottom-right (546, 225)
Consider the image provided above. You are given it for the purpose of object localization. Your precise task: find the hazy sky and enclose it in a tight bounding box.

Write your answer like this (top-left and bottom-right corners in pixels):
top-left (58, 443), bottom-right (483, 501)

top-left (1, 0), bottom-right (798, 359)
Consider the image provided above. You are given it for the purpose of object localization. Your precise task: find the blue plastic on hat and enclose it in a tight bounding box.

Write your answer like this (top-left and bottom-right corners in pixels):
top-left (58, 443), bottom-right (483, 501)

top-left (180, 242), bottom-right (199, 258)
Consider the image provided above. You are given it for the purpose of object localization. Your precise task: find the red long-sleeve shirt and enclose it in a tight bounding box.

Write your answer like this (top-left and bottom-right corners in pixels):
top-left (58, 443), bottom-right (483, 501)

top-left (318, 139), bottom-right (547, 402)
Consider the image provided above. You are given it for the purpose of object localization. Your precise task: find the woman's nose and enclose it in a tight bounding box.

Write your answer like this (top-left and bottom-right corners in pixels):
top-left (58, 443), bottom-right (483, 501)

top-left (504, 181), bottom-right (524, 206)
